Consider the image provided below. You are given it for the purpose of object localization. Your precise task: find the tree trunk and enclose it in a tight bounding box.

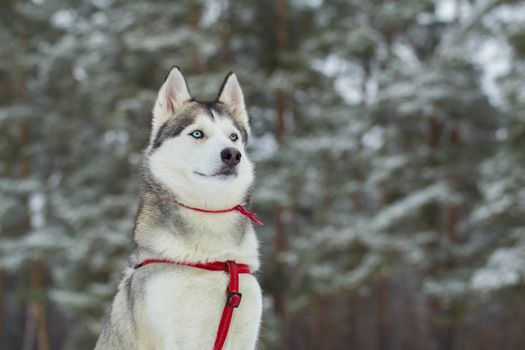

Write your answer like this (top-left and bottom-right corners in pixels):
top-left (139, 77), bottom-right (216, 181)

top-left (220, 0), bottom-right (234, 64)
top-left (32, 263), bottom-right (49, 350)
top-left (272, 0), bottom-right (289, 322)
top-left (346, 294), bottom-right (362, 350)
top-left (21, 306), bottom-right (36, 350)
top-left (376, 278), bottom-right (389, 350)
top-left (189, 4), bottom-right (203, 74)
top-left (22, 262), bottom-right (49, 350)
top-left (0, 270), bottom-right (5, 350)
top-left (428, 118), bottom-right (441, 148)
top-left (16, 38), bottom-right (50, 349)
top-left (20, 120), bottom-right (50, 350)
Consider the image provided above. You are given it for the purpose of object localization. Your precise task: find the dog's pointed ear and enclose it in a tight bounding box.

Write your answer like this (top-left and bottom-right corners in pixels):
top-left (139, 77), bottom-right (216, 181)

top-left (217, 72), bottom-right (249, 130)
top-left (152, 67), bottom-right (191, 136)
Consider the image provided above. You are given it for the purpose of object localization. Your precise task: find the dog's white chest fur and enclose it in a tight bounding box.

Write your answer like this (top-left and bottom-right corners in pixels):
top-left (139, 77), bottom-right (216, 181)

top-left (136, 266), bottom-right (262, 350)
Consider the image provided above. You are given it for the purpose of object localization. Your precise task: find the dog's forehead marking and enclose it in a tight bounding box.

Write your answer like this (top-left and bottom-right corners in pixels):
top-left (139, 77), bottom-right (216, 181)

top-left (195, 111), bottom-right (235, 129)
top-left (194, 113), bottom-right (218, 127)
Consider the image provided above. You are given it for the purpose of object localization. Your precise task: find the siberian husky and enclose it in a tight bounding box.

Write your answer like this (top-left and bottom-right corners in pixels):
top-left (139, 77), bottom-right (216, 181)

top-left (95, 67), bottom-right (262, 350)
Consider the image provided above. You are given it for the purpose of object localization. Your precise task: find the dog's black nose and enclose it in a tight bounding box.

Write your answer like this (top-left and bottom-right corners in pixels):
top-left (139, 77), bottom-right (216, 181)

top-left (221, 147), bottom-right (241, 166)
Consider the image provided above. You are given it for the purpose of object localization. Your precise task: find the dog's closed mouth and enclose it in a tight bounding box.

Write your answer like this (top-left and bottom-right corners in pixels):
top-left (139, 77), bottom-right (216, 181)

top-left (194, 169), bottom-right (237, 178)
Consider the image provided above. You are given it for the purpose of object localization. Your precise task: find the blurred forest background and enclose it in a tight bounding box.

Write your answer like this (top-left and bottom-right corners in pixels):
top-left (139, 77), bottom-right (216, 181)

top-left (1, 0), bottom-right (525, 349)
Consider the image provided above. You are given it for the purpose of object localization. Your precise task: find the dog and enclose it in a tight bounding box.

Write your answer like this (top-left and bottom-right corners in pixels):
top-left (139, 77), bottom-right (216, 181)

top-left (95, 67), bottom-right (262, 350)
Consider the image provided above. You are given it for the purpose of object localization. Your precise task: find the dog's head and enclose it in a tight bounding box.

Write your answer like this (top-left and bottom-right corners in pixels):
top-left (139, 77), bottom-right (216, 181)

top-left (146, 67), bottom-right (254, 209)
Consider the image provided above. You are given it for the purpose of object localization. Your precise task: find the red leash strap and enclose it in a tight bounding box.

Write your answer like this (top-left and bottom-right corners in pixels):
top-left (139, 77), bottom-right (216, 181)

top-left (174, 200), bottom-right (263, 225)
top-left (135, 259), bottom-right (251, 350)
top-left (232, 205), bottom-right (263, 226)
top-left (213, 261), bottom-right (240, 350)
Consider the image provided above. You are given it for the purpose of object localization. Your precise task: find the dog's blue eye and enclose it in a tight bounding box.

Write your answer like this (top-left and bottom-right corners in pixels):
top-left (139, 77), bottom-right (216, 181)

top-left (190, 130), bottom-right (204, 139)
top-left (229, 133), bottom-right (238, 142)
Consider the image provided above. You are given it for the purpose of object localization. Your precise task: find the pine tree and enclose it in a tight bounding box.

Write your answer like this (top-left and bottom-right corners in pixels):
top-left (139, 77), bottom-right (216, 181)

top-left (469, 0), bottom-right (525, 295)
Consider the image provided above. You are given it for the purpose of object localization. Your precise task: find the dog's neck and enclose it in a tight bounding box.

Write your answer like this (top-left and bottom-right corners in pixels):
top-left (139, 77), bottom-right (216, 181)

top-left (129, 166), bottom-right (259, 270)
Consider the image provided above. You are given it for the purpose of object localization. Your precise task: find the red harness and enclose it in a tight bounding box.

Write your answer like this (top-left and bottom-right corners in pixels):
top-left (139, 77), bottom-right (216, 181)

top-left (135, 259), bottom-right (252, 350)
